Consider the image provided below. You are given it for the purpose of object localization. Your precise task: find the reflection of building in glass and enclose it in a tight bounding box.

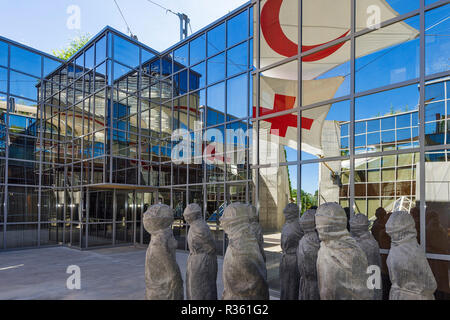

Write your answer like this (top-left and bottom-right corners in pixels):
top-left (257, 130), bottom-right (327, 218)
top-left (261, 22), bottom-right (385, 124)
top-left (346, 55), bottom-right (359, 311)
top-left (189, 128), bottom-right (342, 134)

top-left (0, 0), bottom-right (449, 299)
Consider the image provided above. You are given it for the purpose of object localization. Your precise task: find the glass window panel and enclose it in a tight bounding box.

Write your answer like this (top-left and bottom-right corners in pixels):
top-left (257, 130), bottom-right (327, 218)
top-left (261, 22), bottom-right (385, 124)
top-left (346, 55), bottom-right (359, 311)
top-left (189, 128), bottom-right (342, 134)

top-left (113, 35), bottom-right (139, 68)
top-left (11, 45), bottom-right (41, 77)
top-left (85, 45), bottom-right (95, 70)
top-left (302, 41), bottom-right (350, 101)
top-left (259, 0), bottom-right (298, 69)
top-left (142, 48), bottom-right (156, 65)
top-left (367, 132), bottom-right (380, 146)
top-left (207, 53), bottom-right (225, 85)
top-left (357, 1), bottom-right (419, 32)
top-left (227, 41), bottom-right (248, 77)
top-left (260, 111), bottom-right (298, 165)
top-left (207, 23), bottom-right (225, 57)
top-left (207, 82), bottom-right (225, 126)
top-left (190, 62), bottom-right (205, 91)
top-left (43, 58), bottom-right (61, 78)
top-left (425, 101), bottom-right (445, 123)
top-left (174, 44), bottom-right (188, 67)
top-left (10, 71), bottom-right (39, 100)
top-left (227, 73), bottom-right (248, 120)
top-left (190, 34), bottom-right (206, 66)
top-left (356, 16), bottom-right (420, 92)
top-left (302, 160), bottom-right (349, 213)
top-left (426, 4), bottom-right (450, 76)
top-left (0, 67), bottom-right (7, 93)
top-left (0, 40), bottom-right (7, 67)
top-left (426, 80), bottom-right (445, 102)
top-left (96, 36), bottom-right (107, 65)
top-left (303, 100), bottom-right (350, 160)
top-left (227, 10), bottom-right (248, 47)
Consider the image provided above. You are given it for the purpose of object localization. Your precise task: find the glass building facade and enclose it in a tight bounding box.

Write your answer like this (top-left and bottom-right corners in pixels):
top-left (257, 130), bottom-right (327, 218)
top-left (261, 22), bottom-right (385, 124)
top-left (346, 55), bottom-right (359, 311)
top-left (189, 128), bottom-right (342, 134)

top-left (0, 0), bottom-right (449, 298)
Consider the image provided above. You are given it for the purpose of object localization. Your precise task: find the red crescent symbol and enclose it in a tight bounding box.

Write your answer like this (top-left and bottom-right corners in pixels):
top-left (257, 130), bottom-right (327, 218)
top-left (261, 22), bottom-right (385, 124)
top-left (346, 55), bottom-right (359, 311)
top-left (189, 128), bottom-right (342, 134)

top-left (260, 0), bottom-right (350, 62)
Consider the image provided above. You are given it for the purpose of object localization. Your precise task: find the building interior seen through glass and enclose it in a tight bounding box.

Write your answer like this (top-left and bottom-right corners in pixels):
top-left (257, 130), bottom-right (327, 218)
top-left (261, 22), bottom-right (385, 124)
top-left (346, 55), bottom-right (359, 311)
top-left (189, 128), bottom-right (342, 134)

top-left (0, 0), bottom-right (448, 299)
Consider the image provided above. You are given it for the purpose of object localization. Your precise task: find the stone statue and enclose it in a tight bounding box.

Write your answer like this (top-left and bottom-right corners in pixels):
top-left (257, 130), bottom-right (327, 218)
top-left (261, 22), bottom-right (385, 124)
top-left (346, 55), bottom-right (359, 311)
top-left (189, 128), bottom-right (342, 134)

top-left (297, 209), bottom-right (320, 300)
top-left (220, 202), bottom-right (269, 300)
top-left (246, 204), bottom-right (266, 262)
top-left (183, 203), bottom-right (218, 300)
top-left (143, 204), bottom-right (183, 300)
top-left (280, 203), bottom-right (303, 300)
top-left (350, 213), bottom-right (382, 300)
top-left (316, 203), bottom-right (372, 300)
top-left (386, 211), bottom-right (437, 300)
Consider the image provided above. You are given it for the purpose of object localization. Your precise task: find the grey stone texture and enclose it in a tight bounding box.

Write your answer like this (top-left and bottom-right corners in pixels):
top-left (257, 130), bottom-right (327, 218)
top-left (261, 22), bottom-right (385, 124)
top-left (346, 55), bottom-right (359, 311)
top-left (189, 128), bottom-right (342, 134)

top-left (297, 209), bottom-right (320, 300)
top-left (386, 211), bottom-right (437, 300)
top-left (143, 204), bottom-right (184, 300)
top-left (183, 203), bottom-right (218, 300)
top-left (279, 203), bottom-right (303, 300)
top-left (350, 213), bottom-right (383, 300)
top-left (247, 204), bottom-right (266, 262)
top-left (316, 202), bottom-right (372, 300)
top-left (220, 202), bottom-right (269, 300)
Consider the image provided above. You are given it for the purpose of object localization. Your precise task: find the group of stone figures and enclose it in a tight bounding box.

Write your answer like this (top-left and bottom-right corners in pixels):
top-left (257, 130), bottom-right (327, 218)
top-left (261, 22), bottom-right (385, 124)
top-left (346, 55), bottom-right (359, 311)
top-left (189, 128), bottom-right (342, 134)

top-left (143, 201), bottom-right (437, 300)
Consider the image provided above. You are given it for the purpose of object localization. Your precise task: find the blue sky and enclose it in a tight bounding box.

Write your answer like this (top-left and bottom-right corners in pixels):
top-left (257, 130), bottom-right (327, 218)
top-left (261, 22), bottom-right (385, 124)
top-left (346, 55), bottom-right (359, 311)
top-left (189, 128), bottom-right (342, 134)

top-left (0, 0), bottom-right (248, 54)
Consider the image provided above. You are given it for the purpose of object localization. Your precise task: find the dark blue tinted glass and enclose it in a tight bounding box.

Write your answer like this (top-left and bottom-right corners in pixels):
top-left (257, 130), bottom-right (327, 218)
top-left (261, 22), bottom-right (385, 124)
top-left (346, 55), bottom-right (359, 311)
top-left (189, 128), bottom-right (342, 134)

top-left (426, 81), bottom-right (445, 102)
top-left (190, 34), bottom-right (206, 66)
top-left (381, 116), bottom-right (395, 130)
top-left (397, 128), bottom-right (412, 142)
top-left (96, 36), bottom-right (107, 64)
top-left (341, 123), bottom-right (349, 136)
top-left (227, 11), bottom-right (248, 47)
top-left (174, 70), bottom-right (188, 96)
top-left (207, 82), bottom-right (225, 126)
top-left (207, 53), bottom-right (225, 85)
top-left (341, 137), bottom-right (349, 149)
top-left (85, 45), bottom-right (95, 70)
top-left (355, 121), bottom-right (366, 134)
top-left (367, 119), bottom-right (380, 132)
top-left (150, 59), bottom-right (160, 75)
top-left (43, 58), bottom-right (61, 78)
top-left (382, 130), bottom-right (395, 143)
top-left (249, 7), bottom-right (253, 37)
top-left (227, 41), bottom-right (248, 77)
top-left (0, 67), bottom-right (7, 93)
top-left (367, 133), bottom-right (380, 145)
top-left (207, 23), bottom-right (225, 57)
top-left (174, 44), bottom-right (188, 67)
top-left (397, 114), bottom-right (411, 128)
top-left (11, 46), bottom-right (41, 77)
top-left (0, 41), bottom-right (7, 67)
top-left (10, 71), bottom-right (39, 100)
top-left (113, 35), bottom-right (139, 68)
top-left (142, 49), bottom-right (156, 65)
top-left (425, 101), bottom-right (445, 122)
top-left (161, 56), bottom-right (173, 76)
top-left (227, 73), bottom-right (248, 120)
top-left (113, 62), bottom-right (132, 81)
top-left (355, 135), bottom-right (365, 148)
top-left (412, 112), bottom-right (419, 126)
top-left (190, 62), bottom-right (205, 91)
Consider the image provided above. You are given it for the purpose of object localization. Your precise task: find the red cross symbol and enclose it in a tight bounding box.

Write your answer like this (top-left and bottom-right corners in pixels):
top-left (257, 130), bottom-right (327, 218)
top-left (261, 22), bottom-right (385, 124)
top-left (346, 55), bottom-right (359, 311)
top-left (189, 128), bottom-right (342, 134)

top-left (252, 94), bottom-right (314, 138)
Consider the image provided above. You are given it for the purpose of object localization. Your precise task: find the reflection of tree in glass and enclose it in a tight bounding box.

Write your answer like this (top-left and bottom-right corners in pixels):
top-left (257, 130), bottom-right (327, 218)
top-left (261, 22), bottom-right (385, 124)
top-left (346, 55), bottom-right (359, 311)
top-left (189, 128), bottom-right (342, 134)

top-left (52, 34), bottom-right (91, 60)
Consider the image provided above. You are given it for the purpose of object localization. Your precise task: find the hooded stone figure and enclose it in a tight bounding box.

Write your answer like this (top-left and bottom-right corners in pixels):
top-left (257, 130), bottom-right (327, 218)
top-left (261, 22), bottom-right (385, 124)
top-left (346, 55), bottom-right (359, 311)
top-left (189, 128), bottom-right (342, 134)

top-left (221, 203), bottom-right (269, 300)
top-left (350, 213), bottom-right (382, 300)
top-left (297, 209), bottom-right (320, 300)
top-left (386, 211), bottom-right (437, 300)
top-left (280, 203), bottom-right (304, 300)
top-left (316, 203), bottom-right (372, 300)
top-left (246, 204), bottom-right (266, 262)
top-left (183, 203), bottom-right (218, 300)
top-left (371, 207), bottom-right (386, 243)
top-left (143, 204), bottom-right (184, 300)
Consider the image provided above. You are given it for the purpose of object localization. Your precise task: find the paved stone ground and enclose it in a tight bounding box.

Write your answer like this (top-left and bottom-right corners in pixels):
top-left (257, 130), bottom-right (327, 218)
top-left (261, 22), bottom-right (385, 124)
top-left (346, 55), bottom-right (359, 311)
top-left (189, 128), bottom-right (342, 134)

top-left (0, 246), bottom-right (280, 300)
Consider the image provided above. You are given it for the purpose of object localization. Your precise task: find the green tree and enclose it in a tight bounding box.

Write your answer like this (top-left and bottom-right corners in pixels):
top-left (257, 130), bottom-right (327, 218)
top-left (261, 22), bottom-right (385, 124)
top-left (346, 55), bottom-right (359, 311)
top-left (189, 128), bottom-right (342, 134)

top-left (52, 34), bottom-right (91, 60)
top-left (300, 189), bottom-right (318, 214)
